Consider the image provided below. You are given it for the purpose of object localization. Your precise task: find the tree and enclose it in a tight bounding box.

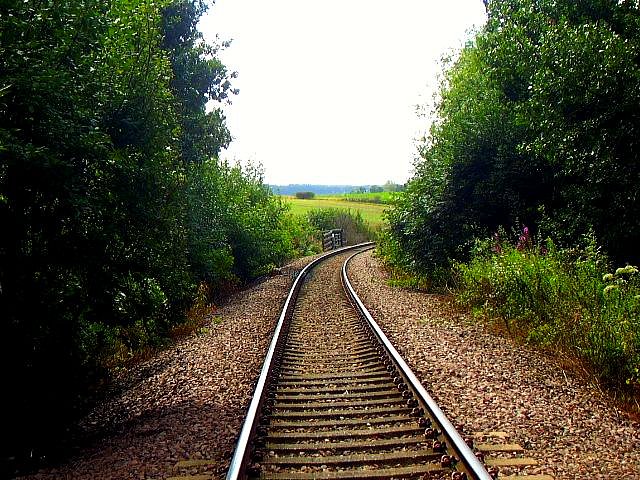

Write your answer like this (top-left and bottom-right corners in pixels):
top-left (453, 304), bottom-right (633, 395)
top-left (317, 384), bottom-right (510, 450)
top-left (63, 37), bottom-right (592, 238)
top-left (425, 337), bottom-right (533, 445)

top-left (0, 0), bottom-right (282, 470)
top-left (481, 0), bottom-right (640, 263)
top-left (383, 0), bottom-right (640, 282)
top-left (162, 0), bottom-right (235, 164)
top-left (295, 191), bottom-right (316, 199)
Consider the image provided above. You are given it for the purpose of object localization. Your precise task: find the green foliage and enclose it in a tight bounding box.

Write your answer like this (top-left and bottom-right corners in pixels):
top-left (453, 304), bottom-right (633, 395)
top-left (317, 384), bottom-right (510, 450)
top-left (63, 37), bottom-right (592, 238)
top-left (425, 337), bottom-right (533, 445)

top-left (306, 208), bottom-right (374, 245)
top-left (382, 0), bottom-right (640, 286)
top-left (1, 0), bottom-right (184, 460)
top-left (382, 42), bottom-right (548, 283)
top-left (377, 0), bottom-right (640, 395)
top-left (0, 0), bottom-right (304, 470)
top-left (211, 162), bottom-right (300, 279)
top-left (455, 234), bottom-right (639, 389)
top-left (480, 0), bottom-right (640, 262)
top-left (278, 213), bottom-right (322, 257)
top-left (374, 230), bottom-right (439, 291)
top-left (295, 191), bottom-right (316, 199)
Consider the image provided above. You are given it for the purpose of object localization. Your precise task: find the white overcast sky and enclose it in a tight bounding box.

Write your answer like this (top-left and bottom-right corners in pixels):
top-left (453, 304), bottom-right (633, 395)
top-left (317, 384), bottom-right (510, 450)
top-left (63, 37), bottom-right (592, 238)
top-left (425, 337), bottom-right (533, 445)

top-left (199, 1), bottom-right (486, 185)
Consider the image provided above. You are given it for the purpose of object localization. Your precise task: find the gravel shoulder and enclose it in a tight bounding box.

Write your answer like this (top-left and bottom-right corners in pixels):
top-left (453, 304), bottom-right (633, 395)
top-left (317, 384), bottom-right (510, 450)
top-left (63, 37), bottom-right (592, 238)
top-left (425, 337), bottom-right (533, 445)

top-left (21, 254), bottom-right (321, 480)
top-left (347, 250), bottom-right (640, 479)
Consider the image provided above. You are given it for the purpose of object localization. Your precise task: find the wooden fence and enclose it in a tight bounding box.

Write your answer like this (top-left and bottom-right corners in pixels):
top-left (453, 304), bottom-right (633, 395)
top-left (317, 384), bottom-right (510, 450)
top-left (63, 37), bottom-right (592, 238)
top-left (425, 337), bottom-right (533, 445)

top-left (322, 229), bottom-right (344, 251)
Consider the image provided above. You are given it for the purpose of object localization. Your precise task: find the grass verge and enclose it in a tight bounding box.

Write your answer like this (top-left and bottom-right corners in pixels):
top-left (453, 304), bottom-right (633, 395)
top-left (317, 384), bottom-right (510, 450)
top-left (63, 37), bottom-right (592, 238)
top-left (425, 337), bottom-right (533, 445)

top-left (454, 235), bottom-right (640, 395)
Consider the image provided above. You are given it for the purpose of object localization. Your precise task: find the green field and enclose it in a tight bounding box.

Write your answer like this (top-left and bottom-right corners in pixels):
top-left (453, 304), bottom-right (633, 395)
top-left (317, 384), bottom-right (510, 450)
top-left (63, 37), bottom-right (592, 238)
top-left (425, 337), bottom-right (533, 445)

top-left (282, 196), bottom-right (388, 228)
top-left (334, 192), bottom-right (398, 204)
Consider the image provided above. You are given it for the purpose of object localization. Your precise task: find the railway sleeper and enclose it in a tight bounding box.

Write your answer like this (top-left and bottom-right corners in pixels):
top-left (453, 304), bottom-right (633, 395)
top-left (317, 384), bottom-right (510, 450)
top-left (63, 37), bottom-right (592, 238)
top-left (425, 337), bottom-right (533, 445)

top-left (288, 332), bottom-right (367, 341)
top-left (269, 406), bottom-right (412, 419)
top-left (280, 355), bottom-right (376, 366)
top-left (281, 352), bottom-right (379, 363)
top-left (265, 421), bottom-right (415, 435)
top-left (285, 337), bottom-right (369, 346)
top-left (280, 360), bottom-right (383, 372)
top-left (265, 424), bottom-right (424, 440)
top-left (257, 463), bottom-right (446, 480)
top-left (284, 345), bottom-right (367, 352)
top-left (274, 398), bottom-right (404, 410)
top-left (279, 370), bottom-right (389, 382)
top-left (267, 415), bottom-right (413, 429)
top-left (282, 346), bottom-right (377, 358)
top-left (277, 382), bottom-right (396, 395)
top-left (275, 388), bottom-right (399, 402)
top-left (277, 376), bottom-right (391, 388)
top-left (265, 436), bottom-right (429, 452)
top-left (261, 449), bottom-right (443, 467)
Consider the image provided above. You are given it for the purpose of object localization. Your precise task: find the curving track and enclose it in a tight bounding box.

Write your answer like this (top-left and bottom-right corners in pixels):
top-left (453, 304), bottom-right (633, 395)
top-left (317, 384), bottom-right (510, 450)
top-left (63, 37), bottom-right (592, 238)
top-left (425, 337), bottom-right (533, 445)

top-left (226, 244), bottom-right (492, 480)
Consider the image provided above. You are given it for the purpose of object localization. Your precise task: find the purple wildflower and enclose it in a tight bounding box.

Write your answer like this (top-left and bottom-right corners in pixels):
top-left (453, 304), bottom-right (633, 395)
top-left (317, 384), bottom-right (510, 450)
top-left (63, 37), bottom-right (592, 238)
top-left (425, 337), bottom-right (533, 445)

top-left (516, 225), bottom-right (531, 251)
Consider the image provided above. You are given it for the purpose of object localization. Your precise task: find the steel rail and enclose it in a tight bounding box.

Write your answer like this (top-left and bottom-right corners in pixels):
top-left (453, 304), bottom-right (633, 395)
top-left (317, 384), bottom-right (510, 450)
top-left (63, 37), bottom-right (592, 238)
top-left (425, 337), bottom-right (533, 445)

top-left (342, 249), bottom-right (493, 480)
top-left (226, 242), bottom-right (374, 480)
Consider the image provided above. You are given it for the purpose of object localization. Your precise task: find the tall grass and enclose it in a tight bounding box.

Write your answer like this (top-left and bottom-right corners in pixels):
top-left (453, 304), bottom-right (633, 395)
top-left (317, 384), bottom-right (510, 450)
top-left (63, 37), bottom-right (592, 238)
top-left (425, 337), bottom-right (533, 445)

top-left (455, 234), bottom-right (640, 390)
top-left (306, 208), bottom-right (375, 245)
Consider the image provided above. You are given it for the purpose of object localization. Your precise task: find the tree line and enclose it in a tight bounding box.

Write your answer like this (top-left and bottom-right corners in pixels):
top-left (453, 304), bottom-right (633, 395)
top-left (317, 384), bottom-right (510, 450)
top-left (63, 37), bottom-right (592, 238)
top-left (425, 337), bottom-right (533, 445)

top-left (0, 0), bottom-right (312, 470)
top-left (383, 0), bottom-right (640, 282)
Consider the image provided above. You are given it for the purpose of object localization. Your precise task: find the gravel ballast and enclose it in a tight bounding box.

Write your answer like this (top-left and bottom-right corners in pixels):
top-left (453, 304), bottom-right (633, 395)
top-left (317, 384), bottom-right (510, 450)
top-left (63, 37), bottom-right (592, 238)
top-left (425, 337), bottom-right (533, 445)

top-left (347, 250), bottom-right (640, 479)
top-left (22, 249), bottom-right (640, 479)
top-left (22, 255), bottom-right (319, 480)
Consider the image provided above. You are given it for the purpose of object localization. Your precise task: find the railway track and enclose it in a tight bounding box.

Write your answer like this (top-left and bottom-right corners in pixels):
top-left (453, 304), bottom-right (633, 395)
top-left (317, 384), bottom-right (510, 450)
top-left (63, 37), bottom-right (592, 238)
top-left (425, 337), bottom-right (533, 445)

top-left (223, 245), bottom-right (529, 480)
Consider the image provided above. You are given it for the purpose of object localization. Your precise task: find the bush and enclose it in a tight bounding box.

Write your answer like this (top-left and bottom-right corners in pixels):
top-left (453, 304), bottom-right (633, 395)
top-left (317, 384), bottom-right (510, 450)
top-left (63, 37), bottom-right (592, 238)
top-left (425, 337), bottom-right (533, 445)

top-left (295, 191), bottom-right (315, 199)
top-left (279, 213), bottom-right (323, 257)
top-left (455, 232), bottom-right (640, 390)
top-left (306, 208), bottom-right (374, 245)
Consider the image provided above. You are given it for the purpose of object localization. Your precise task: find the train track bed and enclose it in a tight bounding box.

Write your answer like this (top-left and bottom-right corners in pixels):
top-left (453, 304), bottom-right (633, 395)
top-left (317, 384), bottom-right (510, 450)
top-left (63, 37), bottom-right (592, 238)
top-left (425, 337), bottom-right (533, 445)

top-left (20, 249), bottom-right (639, 479)
top-left (347, 250), bottom-right (640, 479)
top-left (229, 248), bottom-right (494, 480)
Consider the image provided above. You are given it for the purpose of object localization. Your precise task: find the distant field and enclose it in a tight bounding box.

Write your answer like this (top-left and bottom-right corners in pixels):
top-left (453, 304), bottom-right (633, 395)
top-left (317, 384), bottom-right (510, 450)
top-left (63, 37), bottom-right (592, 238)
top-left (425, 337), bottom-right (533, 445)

top-left (326, 192), bottom-right (399, 204)
top-left (281, 195), bottom-right (388, 228)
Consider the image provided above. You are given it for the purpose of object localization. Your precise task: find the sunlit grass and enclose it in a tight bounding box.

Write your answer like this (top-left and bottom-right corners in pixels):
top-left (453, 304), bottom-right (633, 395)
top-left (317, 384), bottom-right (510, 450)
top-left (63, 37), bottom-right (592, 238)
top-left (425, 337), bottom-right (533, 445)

top-left (281, 195), bottom-right (387, 228)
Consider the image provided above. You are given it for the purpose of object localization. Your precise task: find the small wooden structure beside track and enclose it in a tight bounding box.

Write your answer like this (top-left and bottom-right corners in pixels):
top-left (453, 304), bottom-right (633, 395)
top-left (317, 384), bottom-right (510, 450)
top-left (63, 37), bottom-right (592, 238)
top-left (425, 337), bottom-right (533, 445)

top-left (322, 229), bottom-right (344, 251)
top-left (224, 244), bottom-right (516, 479)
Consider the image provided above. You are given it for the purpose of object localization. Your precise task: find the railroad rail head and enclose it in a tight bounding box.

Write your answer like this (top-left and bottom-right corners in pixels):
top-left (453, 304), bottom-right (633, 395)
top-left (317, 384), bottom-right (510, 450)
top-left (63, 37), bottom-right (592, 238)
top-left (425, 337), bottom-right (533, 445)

top-left (226, 243), bottom-right (374, 479)
top-left (342, 249), bottom-right (492, 480)
top-left (226, 243), bottom-right (492, 480)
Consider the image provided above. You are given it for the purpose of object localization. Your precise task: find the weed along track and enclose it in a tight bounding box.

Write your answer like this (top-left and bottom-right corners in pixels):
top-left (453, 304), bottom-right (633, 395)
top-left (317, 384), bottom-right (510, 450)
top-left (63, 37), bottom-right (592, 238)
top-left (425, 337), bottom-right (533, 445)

top-left (224, 245), bottom-right (535, 480)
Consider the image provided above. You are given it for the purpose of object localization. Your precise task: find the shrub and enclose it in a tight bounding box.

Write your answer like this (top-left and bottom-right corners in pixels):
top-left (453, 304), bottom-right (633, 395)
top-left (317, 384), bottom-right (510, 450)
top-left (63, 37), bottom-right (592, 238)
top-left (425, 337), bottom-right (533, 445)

top-left (455, 232), bottom-right (640, 390)
top-left (306, 208), bottom-right (374, 245)
top-left (295, 191), bottom-right (315, 199)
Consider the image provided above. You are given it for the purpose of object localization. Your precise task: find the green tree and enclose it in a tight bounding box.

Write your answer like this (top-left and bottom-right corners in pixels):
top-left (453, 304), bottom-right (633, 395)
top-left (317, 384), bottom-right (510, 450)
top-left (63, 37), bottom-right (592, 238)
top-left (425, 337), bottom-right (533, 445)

top-left (481, 0), bottom-right (640, 263)
top-left (383, 0), bottom-right (640, 283)
top-left (385, 43), bottom-right (549, 279)
top-left (162, 0), bottom-right (235, 164)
